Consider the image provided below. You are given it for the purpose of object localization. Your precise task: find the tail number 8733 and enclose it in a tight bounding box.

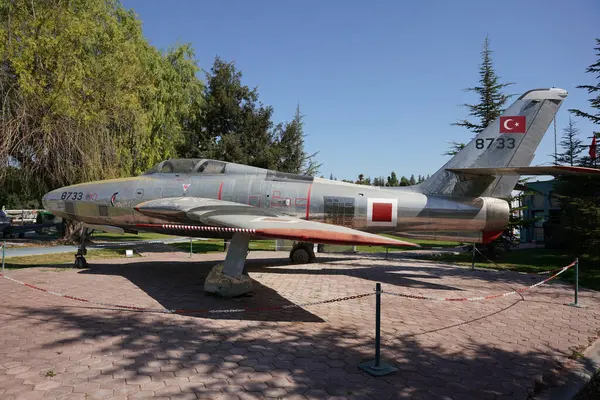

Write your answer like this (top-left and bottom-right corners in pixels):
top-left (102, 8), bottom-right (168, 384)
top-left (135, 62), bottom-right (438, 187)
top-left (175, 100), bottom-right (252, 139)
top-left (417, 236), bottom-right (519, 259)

top-left (61, 191), bottom-right (84, 200)
top-left (475, 137), bottom-right (515, 150)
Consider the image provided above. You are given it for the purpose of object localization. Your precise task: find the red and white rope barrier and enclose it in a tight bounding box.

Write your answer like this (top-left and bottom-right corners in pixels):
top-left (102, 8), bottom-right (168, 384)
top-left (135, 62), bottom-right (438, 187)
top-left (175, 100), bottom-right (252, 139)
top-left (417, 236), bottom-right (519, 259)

top-left (0, 272), bottom-right (372, 314)
top-left (381, 260), bottom-right (577, 302)
top-left (0, 259), bottom-right (577, 313)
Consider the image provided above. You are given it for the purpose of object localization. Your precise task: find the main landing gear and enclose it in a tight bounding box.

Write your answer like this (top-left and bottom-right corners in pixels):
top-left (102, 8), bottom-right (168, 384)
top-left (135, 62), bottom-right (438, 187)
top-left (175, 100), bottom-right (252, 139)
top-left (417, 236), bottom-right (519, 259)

top-left (289, 242), bottom-right (317, 264)
top-left (204, 233), bottom-right (253, 297)
top-left (74, 228), bottom-right (91, 269)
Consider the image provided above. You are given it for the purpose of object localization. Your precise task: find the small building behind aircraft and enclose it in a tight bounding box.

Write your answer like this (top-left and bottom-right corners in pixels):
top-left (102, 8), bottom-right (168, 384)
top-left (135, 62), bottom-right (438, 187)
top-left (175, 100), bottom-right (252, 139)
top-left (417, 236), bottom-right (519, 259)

top-left (517, 179), bottom-right (562, 245)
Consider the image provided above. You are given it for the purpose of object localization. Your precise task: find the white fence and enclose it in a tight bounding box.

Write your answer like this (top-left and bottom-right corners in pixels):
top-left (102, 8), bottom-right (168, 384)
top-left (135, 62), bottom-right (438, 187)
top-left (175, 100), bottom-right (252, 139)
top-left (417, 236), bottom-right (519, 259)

top-left (2, 209), bottom-right (43, 225)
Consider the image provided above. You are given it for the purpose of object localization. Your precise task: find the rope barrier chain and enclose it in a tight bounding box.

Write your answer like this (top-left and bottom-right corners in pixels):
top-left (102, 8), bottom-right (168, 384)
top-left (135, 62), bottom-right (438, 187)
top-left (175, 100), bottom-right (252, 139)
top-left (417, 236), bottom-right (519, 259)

top-left (0, 259), bottom-right (577, 314)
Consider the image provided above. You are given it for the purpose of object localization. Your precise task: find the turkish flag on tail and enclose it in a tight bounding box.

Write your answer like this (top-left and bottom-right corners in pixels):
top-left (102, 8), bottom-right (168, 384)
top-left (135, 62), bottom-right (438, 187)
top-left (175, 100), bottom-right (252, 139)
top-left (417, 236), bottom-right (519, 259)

top-left (590, 135), bottom-right (597, 160)
top-left (499, 116), bottom-right (527, 133)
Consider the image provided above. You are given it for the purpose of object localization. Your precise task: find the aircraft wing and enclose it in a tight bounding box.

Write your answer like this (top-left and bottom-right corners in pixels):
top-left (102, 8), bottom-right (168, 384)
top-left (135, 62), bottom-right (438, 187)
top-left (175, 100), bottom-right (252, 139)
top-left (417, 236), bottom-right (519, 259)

top-left (446, 165), bottom-right (600, 177)
top-left (134, 197), bottom-right (418, 247)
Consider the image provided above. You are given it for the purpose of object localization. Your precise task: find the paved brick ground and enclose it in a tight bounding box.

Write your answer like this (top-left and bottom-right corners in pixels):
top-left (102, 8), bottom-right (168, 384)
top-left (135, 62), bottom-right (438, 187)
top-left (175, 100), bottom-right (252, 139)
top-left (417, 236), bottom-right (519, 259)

top-left (1, 250), bottom-right (600, 399)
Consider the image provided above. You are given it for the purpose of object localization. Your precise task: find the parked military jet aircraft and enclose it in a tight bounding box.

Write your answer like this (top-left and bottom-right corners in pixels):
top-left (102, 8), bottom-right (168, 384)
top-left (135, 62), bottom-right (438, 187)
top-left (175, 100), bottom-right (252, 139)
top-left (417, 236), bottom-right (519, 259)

top-left (42, 88), bottom-right (600, 296)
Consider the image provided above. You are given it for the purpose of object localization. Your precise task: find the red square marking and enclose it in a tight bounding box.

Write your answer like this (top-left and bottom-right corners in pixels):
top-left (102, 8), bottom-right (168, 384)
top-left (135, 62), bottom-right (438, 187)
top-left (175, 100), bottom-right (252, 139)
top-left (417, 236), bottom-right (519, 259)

top-left (372, 202), bottom-right (392, 222)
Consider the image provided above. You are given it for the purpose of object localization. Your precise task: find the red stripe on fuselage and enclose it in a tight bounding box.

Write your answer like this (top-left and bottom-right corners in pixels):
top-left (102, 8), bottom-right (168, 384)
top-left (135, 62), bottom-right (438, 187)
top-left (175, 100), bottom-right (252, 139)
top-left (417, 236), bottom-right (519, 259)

top-left (306, 183), bottom-right (313, 220)
top-left (218, 182), bottom-right (223, 200)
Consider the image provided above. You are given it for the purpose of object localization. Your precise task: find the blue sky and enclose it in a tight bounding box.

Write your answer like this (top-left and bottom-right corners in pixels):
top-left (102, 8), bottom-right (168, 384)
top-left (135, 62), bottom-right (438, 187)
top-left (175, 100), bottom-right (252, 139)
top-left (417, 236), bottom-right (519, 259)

top-left (122, 0), bottom-right (599, 181)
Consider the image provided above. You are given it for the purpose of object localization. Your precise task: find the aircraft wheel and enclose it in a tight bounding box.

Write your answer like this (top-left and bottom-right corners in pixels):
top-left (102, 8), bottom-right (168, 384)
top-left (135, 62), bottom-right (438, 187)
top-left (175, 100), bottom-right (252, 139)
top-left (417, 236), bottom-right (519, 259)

top-left (74, 256), bottom-right (88, 269)
top-left (290, 246), bottom-right (312, 264)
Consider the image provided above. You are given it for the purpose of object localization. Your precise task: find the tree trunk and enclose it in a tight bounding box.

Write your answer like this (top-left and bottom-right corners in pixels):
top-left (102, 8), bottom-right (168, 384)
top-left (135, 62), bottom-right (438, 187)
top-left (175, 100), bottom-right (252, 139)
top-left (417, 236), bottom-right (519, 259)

top-left (61, 219), bottom-right (87, 244)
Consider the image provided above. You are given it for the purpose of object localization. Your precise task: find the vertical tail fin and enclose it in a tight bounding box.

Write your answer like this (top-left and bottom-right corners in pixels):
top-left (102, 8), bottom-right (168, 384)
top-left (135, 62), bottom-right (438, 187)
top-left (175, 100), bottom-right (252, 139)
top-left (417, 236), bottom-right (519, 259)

top-left (418, 88), bottom-right (568, 198)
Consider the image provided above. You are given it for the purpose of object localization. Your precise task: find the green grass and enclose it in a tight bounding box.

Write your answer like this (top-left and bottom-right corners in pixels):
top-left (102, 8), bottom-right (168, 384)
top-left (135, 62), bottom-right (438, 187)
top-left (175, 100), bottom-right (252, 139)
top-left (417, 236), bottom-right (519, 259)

top-left (169, 239), bottom-right (277, 254)
top-left (164, 234), bottom-right (459, 255)
top-left (353, 234), bottom-right (460, 253)
top-left (381, 234), bottom-right (461, 248)
top-left (2, 249), bottom-right (135, 269)
top-left (91, 231), bottom-right (176, 242)
top-left (416, 248), bottom-right (600, 291)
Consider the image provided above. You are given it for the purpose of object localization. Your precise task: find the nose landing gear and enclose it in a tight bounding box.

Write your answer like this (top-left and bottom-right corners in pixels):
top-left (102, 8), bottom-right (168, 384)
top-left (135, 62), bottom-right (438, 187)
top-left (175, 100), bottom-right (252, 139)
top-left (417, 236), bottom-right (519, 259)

top-left (204, 233), bottom-right (253, 297)
top-left (74, 228), bottom-right (91, 269)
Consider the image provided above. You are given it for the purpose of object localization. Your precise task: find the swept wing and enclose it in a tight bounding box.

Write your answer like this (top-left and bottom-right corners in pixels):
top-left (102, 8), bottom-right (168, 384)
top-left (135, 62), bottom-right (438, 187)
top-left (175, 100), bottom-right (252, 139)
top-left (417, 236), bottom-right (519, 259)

top-left (134, 197), bottom-right (418, 247)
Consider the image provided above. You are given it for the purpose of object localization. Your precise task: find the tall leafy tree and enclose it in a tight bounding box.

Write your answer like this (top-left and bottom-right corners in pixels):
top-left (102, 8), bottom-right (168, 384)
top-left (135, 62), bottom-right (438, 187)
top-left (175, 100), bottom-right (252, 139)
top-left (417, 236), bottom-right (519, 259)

top-left (185, 57), bottom-right (276, 168)
top-left (448, 36), bottom-right (513, 155)
top-left (0, 0), bottom-right (204, 238)
top-left (386, 172), bottom-right (399, 187)
top-left (556, 117), bottom-right (584, 166)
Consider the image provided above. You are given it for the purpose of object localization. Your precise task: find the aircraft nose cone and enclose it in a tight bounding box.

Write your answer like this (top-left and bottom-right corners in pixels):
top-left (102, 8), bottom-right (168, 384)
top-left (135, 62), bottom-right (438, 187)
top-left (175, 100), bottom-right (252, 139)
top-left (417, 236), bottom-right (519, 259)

top-left (42, 189), bottom-right (60, 211)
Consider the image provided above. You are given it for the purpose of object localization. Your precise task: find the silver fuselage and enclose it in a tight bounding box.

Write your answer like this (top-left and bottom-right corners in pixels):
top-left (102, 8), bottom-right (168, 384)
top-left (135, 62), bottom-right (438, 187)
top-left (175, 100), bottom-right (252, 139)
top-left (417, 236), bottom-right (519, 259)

top-left (42, 162), bottom-right (510, 244)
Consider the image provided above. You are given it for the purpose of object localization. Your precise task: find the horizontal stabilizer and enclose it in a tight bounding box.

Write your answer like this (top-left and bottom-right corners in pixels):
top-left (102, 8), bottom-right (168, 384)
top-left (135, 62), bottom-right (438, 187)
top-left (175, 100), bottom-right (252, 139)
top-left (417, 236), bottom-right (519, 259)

top-left (446, 166), bottom-right (600, 177)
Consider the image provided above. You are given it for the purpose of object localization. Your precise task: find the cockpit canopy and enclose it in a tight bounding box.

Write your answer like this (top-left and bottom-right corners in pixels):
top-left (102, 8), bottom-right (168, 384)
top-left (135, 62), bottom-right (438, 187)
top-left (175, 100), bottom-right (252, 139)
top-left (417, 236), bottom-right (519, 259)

top-left (142, 159), bottom-right (228, 175)
top-left (142, 158), bottom-right (315, 182)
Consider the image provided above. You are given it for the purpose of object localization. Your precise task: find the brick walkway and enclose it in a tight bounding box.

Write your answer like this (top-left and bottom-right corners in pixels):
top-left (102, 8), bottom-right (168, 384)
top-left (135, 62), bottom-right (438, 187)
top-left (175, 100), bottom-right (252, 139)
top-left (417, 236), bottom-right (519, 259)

top-left (1, 250), bottom-right (599, 399)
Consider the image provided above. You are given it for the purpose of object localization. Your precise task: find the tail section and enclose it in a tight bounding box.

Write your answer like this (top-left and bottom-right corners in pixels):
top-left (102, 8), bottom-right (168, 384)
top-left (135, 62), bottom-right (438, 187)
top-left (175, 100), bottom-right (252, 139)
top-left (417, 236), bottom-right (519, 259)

top-left (418, 88), bottom-right (568, 198)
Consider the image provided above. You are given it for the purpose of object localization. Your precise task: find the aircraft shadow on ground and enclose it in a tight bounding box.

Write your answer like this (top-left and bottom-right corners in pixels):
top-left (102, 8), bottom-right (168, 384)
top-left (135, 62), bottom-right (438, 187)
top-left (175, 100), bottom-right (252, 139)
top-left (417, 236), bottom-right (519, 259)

top-left (79, 254), bottom-right (469, 323)
top-left (4, 301), bottom-right (580, 399)
top-left (80, 257), bottom-right (324, 323)
top-left (76, 251), bottom-right (563, 324)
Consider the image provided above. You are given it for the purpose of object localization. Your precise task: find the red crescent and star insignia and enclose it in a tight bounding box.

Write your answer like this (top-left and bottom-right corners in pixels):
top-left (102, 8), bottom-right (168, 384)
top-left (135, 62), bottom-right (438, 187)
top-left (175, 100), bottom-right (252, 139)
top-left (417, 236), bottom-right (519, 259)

top-left (499, 116), bottom-right (526, 134)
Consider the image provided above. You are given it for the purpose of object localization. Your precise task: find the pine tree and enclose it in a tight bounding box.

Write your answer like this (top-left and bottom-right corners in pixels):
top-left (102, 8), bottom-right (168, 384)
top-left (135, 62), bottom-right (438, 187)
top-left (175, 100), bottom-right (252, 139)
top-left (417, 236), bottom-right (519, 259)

top-left (556, 117), bottom-right (584, 166)
top-left (448, 36), bottom-right (514, 156)
top-left (329, 173), bottom-right (334, 180)
top-left (399, 176), bottom-right (410, 186)
top-left (569, 38), bottom-right (600, 127)
top-left (569, 38), bottom-right (600, 167)
top-left (193, 57), bottom-right (276, 168)
top-left (373, 177), bottom-right (385, 186)
top-left (275, 105), bottom-right (321, 175)
top-left (552, 38), bottom-right (600, 256)
top-left (409, 174), bottom-right (416, 185)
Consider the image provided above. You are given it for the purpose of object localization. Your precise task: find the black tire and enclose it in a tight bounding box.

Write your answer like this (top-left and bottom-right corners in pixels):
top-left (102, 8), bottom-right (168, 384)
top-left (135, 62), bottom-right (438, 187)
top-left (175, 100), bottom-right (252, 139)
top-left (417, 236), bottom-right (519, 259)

top-left (74, 256), bottom-right (87, 269)
top-left (290, 247), bottom-right (311, 264)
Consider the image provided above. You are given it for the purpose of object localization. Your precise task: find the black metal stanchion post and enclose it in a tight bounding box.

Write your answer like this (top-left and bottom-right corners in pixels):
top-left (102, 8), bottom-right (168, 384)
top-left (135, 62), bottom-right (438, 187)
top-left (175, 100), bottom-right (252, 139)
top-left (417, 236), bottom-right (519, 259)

top-left (471, 245), bottom-right (476, 271)
top-left (359, 283), bottom-right (397, 376)
top-left (375, 282), bottom-right (381, 368)
top-left (569, 257), bottom-right (582, 308)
